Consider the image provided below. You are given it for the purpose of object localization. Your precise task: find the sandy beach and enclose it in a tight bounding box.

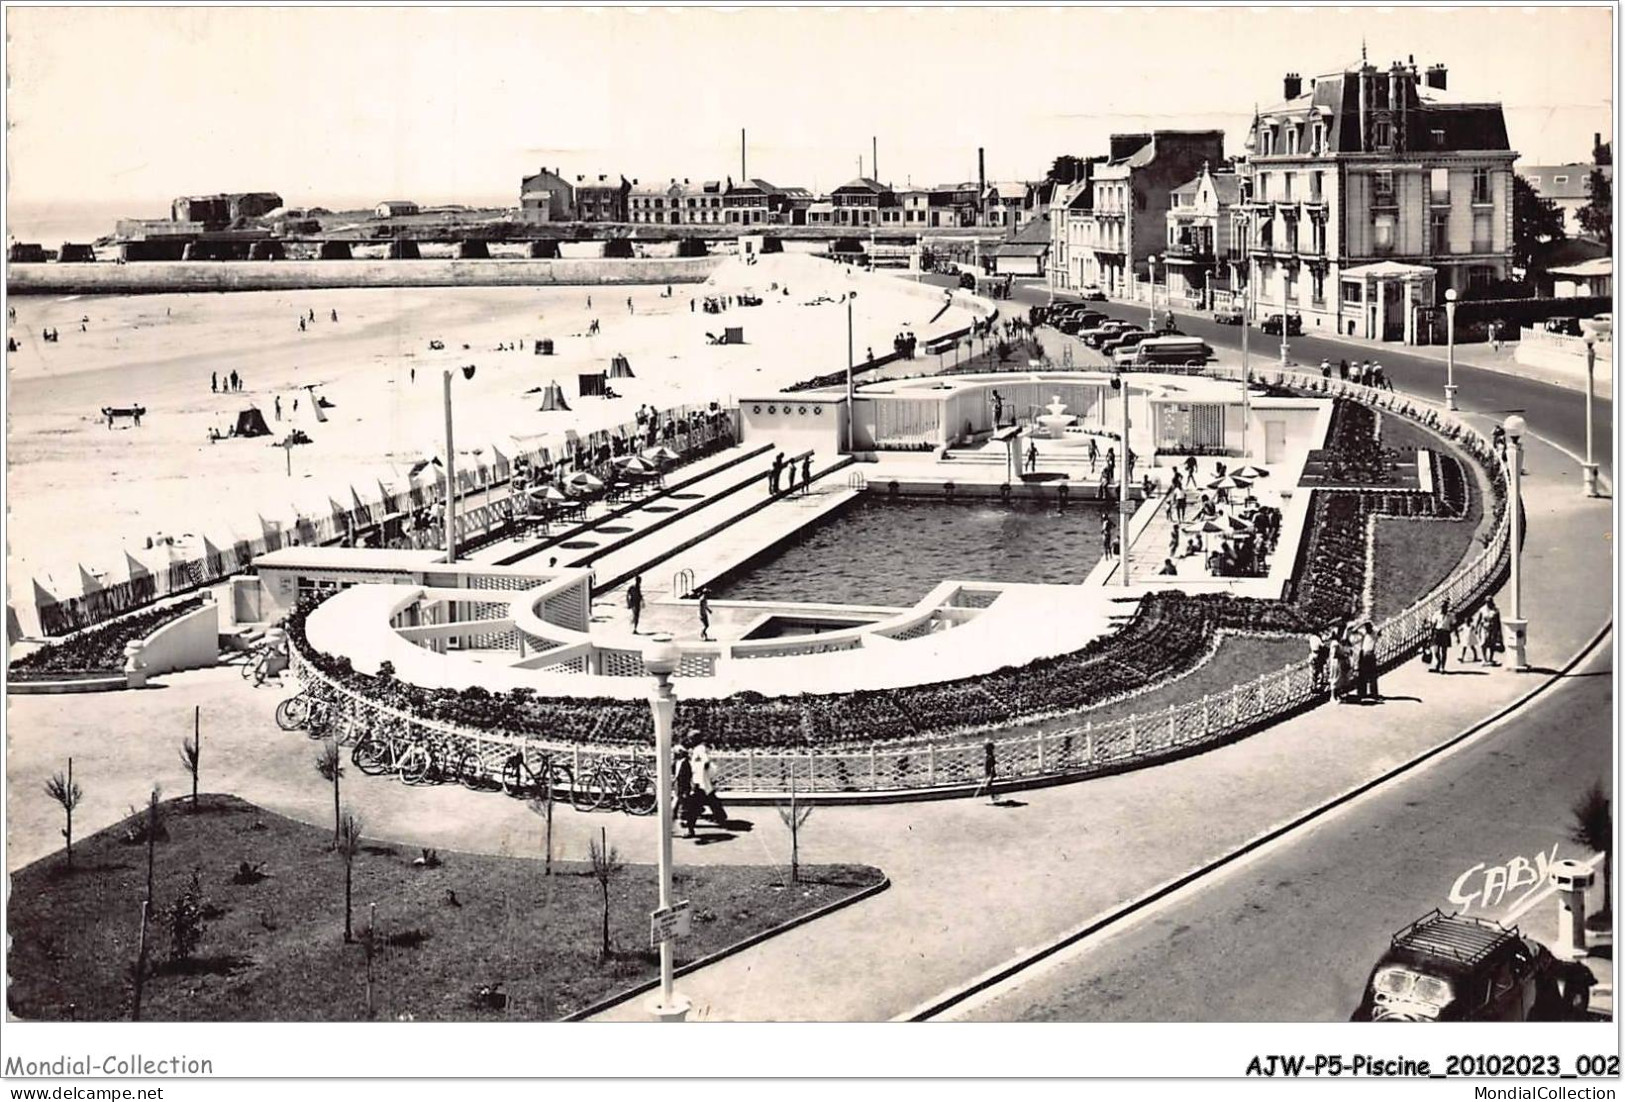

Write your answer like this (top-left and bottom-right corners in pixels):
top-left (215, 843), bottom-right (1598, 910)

top-left (6, 255), bottom-right (979, 609)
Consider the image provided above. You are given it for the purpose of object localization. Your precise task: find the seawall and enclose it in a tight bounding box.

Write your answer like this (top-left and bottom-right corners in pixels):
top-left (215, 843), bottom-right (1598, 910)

top-left (6, 256), bottom-right (725, 296)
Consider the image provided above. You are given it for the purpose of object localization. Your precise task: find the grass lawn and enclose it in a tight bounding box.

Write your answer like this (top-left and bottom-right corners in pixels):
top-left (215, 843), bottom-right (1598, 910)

top-left (1370, 444), bottom-right (1488, 621)
top-left (6, 795), bottom-right (883, 1022)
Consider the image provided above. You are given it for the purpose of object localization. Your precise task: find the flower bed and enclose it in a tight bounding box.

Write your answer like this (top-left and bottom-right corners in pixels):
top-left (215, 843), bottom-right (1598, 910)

top-left (9, 597), bottom-right (209, 680)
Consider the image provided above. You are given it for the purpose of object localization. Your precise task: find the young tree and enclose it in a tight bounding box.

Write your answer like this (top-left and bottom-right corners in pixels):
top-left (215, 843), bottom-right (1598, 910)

top-left (44, 758), bottom-right (83, 872)
top-left (316, 740), bottom-right (344, 847)
top-left (777, 786), bottom-right (815, 885)
top-left (587, 827), bottom-right (624, 961)
top-left (336, 809), bottom-right (365, 944)
top-left (179, 727), bottom-right (201, 811)
top-left (169, 868), bottom-right (205, 964)
top-left (1568, 780), bottom-right (1612, 917)
top-left (1511, 175), bottom-right (1566, 273)
top-left (527, 793), bottom-right (555, 877)
top-left (1578, 166), bottom-right (1612, 250)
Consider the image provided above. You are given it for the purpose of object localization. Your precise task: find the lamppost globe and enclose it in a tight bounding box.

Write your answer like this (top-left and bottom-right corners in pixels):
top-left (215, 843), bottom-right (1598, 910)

top-left (1445, 288), bottom-right (1458, 304)
top-left (643, 632), bottom-right (681, 676)
top-left (1503, 413), bottom-right (1526, 441)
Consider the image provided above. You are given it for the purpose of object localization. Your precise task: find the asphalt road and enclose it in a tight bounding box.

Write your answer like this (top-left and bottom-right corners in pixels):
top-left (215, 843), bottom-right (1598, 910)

top-left (952, 635), bottom-right (1613, 1022)
top-left (1012, 285), bottom-right (1614, 474)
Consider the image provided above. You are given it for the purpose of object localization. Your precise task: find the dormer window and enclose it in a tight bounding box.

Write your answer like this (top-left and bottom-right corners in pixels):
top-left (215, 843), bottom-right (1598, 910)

top-left (1374, 120), bottom-right (1393, 151)
top-left (1286, 127), bottom-right (1299, 155)
top-left (1312, 122), bottom-right (1326, 155)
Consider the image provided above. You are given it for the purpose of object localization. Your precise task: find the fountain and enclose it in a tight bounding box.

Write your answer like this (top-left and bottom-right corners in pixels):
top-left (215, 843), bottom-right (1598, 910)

top-left (1036, 395), bottom-right (1074, 439)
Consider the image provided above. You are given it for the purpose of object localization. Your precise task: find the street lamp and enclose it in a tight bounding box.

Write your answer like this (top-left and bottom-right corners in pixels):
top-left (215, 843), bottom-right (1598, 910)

top-left (642, 632), bottom-right (691, 1022)
top-left (845, 291), bottom-right (859, 454)
top-left (1240, 272), bottom-right (1252, 461)
top-left (1582, 334), bottom-right (1600, 496)
top-left (441, 364), bottom-right (476, 563)
top-left (1443, 288), bottom-right (1459, 411)
top-left (1147, 255), bottom-right (1158, 332)
top-left (1502, 413), bottom-right (1529, 670)
top-left (1116, 372), bottom-right (1132, 588)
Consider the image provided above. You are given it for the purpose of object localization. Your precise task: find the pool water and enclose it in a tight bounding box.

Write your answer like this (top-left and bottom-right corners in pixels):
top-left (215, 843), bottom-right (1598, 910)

top-left (710, 495), bottom-right (1110, 608)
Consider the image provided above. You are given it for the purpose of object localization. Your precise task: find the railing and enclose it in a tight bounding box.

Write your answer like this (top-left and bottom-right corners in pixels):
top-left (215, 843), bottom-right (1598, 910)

top-left (290, 374), bottom-right (1509, 799)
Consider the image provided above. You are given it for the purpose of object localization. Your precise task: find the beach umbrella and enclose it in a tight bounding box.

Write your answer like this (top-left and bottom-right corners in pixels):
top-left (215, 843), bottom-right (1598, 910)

top-left (643, 445), bottom-right (681, 464)
top-left (1226, 515), bottom-right (1256, 533)
top-left (613, 455), bottom-right (656, 474)
top-left (565, 472), bottom-right (604, 493)
top-left (1207, 475), bottom-right (1254, 491)
top-left (1233, 465), bottom-right (1270, 479)
top-left (1183, 519), bottom-right (1228, 534)
top-left (530, 485), bottom-right (570, 504)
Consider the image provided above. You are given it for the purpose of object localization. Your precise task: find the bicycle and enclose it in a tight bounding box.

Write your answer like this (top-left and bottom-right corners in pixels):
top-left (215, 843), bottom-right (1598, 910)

top-left (501, 747), bottom-right (576, 804)
top-left (240, 643), bottom-right (287, 686)
top-left (275, 687), bottom-right (332, 733)
top-left (351, 727), bottom-right (416, 776)
top-left (574, 755), bottom-right (656, 815)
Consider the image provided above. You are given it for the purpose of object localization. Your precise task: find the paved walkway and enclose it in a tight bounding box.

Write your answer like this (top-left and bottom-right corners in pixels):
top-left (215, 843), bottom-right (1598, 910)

top-left (7, 413), bottom-right (1608, 1021)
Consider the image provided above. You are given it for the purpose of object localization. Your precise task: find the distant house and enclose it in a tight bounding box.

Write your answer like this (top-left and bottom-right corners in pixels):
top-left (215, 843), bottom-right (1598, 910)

top-left (520, 167), bottom-right (573, 224)
top-left (829, 178), bottom-right (898, 227)
top-left (992, 215), bottom-right (1051, 276)
top-left (375, 200), bottom-right (420, 218)
top-left (1547, 257), bottom-right (1612, 299)
top-left (982, 181), bottom-right (1032, 229)
top-left (571, 173), bottom-right (630, 223)
top-left (1520, 153), bottom-right (1612, 238)
top-left (171, 191), bottom-right (284, 229)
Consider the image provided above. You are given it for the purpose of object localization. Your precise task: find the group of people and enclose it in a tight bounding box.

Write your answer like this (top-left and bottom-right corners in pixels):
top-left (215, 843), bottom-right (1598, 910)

top-left (211, 369), bottom-right (246, 393)
top-left (768, 451), bottom-right (813, 495)
top-left (672, 732), bottom-right (727, 838)
top-left (1427, 596), bottom-right (1506, 673)
top-left (1321, 358), bottom-right (1391, 391)
top-left (296, 307), bottom-right (339, 333)
top-left (892, 330), bottom-right (919, 360)
top-left (1309, 621), bottom-right (1383, 703)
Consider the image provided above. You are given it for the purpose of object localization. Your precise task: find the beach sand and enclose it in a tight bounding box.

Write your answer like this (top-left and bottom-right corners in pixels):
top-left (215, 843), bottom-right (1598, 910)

top-left (5, 255), bottom-right (977, 606)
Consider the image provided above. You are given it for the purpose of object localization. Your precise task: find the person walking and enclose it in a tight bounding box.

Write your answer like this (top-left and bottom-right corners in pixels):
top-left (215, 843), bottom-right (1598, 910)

top-left (1087, 437), bottom-right (1099, 472)
top-left (1356, 621), bottom-right (1380, 701)
top-left (673, 743), bottom-right (698, 838)
top-left (1456, 612), bottom-right (1480, 665)
top-left (1329, 626), bottom-right (1351, 703)
top-left (627, 574), bottom-right (644, 634)
top-left (1309, 629), bottom-right (1329, 697)
top-left (627, 296), bottom-right (634, 315)
top-left (691, 739), bottom-right (727, 824)
top-left (1338, 358), bottom-right (1349, 381)
top-left (1026, 441), bottom-right (1039, 474)
top-left (801, 454), bottom-right (812, 494)
top-left (769, 452), bottom-right (783, 494)
top-left (697, 589), bottom-right (712, 641)
top-left (274, 395), bottom-right (282, 421)
top-left (1478, 597), bottom-right (1505, 666)
top-left (211, 371), bottom-right (218, 394)
top-left (1429, 599), bottom-right (1453, 673)
top-left (976, 739), bottom-right (998, 804)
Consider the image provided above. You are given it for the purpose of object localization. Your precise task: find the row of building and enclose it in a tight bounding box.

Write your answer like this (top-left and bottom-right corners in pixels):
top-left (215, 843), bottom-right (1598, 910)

top-left (517, 167), bottom-right (1045, 229)
top-left (1046, 54), bottom-right (1544, 344)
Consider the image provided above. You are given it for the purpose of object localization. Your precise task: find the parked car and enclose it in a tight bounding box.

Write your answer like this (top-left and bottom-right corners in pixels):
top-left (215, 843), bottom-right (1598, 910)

top-left (1213, 304), bottom-right (1245, 325)
top-left (1259, 312), bottom-right (1303, 336)
top-left (1058, 311), bottom-right (1108, 335)
top-left (1101, 329), bottom-right (1151, 355)
top-left (1080, 320), bottom-right (1132, 348)
top-left (1351, 910), bottom-right (1595, 1022)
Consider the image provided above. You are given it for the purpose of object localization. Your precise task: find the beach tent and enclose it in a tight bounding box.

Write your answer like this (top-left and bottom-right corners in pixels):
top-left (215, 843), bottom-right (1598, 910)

top-left (608, 354), bottom-right (635, 379)
top-left (578, 372), bottom-right (608, 398)
top-left (538, 381), bottom-right (571, 412)
top-left (233, 407), bottom-right (272, 438)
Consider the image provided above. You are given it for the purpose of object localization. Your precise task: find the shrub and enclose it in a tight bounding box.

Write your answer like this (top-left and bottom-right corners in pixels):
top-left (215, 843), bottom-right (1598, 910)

top-left (602, 238), bottom-right (634, 259)
top-left (10, 596), bottom-right (207, 676)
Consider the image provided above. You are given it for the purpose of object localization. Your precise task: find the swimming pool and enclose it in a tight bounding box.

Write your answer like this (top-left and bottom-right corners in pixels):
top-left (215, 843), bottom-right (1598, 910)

top-left (708, 495), bottom-right (1110, 608)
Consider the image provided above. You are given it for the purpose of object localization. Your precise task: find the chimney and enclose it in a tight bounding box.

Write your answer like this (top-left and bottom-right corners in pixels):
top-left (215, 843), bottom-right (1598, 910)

top-left (1283, 72), bottom-right (1302, 99)
top-left (1109, 133), bottom-right (1152, 161)
top-left (873, 135), bottom-right (879, 182)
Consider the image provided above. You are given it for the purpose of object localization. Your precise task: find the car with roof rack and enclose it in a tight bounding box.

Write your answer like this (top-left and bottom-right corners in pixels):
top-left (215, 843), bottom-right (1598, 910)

top-left (1351, 909), bottom-right (1595, 1022)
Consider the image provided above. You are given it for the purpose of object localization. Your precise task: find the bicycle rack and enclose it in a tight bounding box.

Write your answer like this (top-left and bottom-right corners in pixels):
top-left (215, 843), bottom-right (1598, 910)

top-left (673, 568), bottom-right (695, 598)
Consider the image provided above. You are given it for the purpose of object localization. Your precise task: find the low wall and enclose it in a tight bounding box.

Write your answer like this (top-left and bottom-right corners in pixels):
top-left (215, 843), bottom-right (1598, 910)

top-left (1515, 327), bottom-right (1614, 394)
top-left (133, 600), bottom-right (220, 675)
top-left (7, 257), bottom-right (724, 296)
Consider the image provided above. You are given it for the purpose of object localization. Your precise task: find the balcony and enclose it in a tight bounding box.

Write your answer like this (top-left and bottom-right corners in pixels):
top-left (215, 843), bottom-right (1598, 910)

top-left (1165, 243), bottom-right (1215, 262)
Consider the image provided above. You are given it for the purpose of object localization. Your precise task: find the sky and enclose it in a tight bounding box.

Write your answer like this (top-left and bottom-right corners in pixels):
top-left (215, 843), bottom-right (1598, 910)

top-left (5, 5), bottom-right (1615, 219)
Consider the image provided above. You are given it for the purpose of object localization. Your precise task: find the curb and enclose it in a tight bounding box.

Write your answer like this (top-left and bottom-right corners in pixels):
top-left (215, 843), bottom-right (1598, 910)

top-left (901, 619), bottom-right (1614, 1021)
top-left (561, 872), bottom-right (891, 1021)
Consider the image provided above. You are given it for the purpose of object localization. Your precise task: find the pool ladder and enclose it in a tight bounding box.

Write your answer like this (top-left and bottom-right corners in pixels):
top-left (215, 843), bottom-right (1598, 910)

top-left (847, 470), bottom-right (867, 491)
